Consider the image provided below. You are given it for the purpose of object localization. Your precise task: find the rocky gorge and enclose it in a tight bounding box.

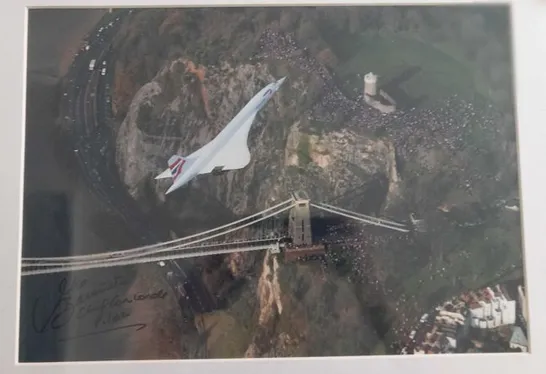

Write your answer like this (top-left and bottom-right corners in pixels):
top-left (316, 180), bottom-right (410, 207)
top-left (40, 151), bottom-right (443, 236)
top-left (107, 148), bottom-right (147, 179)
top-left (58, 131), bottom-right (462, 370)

top-left (100, 7), bottom-right (523, 358)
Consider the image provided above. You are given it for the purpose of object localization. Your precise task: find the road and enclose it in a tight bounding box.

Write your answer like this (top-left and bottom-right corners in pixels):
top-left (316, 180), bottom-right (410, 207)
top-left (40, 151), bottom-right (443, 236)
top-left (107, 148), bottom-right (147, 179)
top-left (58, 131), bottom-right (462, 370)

top-left (58, 8), bottom-right (216, 314)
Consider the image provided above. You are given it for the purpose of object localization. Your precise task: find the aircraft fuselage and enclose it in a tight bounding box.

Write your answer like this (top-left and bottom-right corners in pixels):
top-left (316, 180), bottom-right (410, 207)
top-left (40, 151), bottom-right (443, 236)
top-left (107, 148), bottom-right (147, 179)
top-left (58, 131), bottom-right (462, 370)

top-left (166, 77), bottom-right (286, 194)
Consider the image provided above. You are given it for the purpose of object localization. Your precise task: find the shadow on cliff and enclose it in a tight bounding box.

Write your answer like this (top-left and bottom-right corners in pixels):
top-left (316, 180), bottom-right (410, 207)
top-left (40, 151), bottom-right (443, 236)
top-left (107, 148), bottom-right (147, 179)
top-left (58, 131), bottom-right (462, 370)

top-left (138, 176), bottom-right (237, 237)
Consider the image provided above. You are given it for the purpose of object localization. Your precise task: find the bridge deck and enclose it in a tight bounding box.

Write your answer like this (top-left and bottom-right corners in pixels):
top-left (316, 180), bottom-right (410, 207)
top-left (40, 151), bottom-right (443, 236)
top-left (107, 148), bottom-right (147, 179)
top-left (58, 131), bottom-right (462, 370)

top-left (21, 197), bottom-right (410, 276)
top-left (21, 239), bottom-right (284, 276)
top-left (284, 244), bottom-right (326, 262)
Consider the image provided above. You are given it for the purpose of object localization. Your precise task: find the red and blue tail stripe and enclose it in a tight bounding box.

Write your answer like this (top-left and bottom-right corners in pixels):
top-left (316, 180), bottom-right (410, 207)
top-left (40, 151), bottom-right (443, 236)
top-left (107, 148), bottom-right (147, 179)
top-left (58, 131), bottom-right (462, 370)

top-left (168, 156), bottom-right (186, 180)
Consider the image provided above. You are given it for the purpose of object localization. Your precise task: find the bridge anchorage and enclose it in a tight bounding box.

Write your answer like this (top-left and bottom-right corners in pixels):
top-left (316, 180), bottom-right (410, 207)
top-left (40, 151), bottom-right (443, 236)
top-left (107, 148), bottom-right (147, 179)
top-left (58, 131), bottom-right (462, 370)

top-left (20, 192), bottom-right (414, 276)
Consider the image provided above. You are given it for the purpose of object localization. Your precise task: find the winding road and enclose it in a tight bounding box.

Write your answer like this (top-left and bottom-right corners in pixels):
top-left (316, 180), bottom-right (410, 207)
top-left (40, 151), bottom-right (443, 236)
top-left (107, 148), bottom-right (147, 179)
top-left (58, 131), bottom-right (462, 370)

top-left (58, 9), bottom-right (215, 314)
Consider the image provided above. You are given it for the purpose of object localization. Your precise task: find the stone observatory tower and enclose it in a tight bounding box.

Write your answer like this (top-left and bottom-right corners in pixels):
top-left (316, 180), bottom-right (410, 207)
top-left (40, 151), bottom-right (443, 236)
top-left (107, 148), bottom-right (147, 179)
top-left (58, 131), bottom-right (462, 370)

top-left (364, 72), bottom-right (378, 97)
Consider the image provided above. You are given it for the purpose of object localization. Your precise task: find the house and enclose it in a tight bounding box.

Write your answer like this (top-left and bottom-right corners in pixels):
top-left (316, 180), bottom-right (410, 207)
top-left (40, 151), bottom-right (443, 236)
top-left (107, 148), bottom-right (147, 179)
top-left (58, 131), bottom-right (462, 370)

top-left (467, 285), bottom-right (516, 329)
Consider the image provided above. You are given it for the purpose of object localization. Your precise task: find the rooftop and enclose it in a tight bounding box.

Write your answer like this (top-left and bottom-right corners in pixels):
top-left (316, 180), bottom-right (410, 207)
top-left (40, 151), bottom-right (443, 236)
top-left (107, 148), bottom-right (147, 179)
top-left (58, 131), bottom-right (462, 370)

top-left (498, 285), bottom-right (513, 301)
top-left (463, 284), bottom-right (514, 308)
top-left (407, 283), bottom-right (522, 355)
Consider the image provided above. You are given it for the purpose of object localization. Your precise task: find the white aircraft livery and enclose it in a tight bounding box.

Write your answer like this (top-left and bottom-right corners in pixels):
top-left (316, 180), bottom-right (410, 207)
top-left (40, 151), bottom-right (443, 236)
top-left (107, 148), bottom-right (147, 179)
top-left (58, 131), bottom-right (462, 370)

top-left (156, 76), bottom-right (286, 195)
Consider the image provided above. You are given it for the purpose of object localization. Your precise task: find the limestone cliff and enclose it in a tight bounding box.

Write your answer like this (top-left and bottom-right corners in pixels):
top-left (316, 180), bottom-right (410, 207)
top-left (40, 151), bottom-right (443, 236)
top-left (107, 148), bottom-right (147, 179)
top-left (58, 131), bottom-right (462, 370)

top-left (107, 7), bottom-right (522, 358)
top-left (115, 57), bottom-right (397, 218)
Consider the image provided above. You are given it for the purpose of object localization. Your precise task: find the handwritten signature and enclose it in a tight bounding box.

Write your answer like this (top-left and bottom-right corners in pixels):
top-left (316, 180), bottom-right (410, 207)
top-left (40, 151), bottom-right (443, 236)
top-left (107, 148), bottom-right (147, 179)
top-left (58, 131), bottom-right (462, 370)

top-left (31, 276), bottom-right (167, 341)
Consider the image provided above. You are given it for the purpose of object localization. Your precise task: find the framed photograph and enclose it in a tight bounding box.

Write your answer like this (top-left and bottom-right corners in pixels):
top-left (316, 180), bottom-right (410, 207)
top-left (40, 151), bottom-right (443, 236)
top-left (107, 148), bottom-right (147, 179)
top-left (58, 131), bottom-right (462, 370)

top-left (1, 0), bottom-right (545, 373)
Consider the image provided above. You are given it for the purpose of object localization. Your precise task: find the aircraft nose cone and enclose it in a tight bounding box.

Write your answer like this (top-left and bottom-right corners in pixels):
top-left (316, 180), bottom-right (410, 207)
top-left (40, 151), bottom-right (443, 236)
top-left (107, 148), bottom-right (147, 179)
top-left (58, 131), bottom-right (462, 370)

top-left (277, 77), bottom-right (286, 86)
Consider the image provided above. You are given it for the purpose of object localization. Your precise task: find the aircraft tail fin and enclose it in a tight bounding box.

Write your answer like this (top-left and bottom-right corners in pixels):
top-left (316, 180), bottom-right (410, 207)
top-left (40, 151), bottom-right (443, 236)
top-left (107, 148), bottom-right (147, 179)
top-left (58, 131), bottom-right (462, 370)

top-left (155, 155), bottom-right (188, 180)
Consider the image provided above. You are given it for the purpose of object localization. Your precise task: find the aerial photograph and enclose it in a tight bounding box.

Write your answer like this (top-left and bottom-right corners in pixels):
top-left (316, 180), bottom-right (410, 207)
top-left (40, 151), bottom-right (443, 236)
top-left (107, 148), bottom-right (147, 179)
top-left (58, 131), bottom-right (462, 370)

top-left (19, 5), bottom-right (527, 362)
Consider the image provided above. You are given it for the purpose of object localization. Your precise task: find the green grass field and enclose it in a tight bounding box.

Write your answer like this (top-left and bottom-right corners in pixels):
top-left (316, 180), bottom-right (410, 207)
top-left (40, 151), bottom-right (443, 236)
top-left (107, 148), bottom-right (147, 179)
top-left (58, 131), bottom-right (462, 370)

top-left (324, 31), bottom-right (485, 109)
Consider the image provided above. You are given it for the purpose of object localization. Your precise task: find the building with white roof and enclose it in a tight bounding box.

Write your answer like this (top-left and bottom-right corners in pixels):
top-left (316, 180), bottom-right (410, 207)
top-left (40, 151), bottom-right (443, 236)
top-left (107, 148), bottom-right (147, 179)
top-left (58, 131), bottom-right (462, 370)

top-left (467, 285), bottom-right (516, 329)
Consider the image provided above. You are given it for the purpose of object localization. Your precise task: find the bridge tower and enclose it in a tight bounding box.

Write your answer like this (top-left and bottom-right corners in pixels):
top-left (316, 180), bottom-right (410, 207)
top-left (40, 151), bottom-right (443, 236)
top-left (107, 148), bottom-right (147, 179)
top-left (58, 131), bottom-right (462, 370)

top-left (288, 191), bottom-right (312, 246)
top-left (285, 191), bottom-right (326, 262)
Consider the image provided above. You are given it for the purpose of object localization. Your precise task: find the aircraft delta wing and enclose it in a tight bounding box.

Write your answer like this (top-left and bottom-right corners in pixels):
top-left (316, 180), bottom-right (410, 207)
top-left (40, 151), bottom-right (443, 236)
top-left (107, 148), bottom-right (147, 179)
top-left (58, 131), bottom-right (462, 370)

top-left (154, 142), bottom-right (212, 180)
top-left (155, 76), bottom-right (286, 194)
top-left (197, 112), bottom-right (257, 174)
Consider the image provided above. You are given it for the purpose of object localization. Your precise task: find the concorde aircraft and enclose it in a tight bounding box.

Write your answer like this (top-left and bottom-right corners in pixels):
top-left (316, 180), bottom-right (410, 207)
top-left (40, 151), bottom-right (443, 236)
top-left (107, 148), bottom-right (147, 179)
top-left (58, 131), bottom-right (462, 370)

top-left (155, 76), bottom-right (287, 195)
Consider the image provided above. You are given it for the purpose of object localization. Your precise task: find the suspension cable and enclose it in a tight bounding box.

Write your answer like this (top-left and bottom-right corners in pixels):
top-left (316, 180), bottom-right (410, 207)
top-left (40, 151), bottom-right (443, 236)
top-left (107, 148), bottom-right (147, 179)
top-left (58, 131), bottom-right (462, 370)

top-left (317, 202), bottom-right (407, 227)
top-left (22, 241), bottom-right (279, 276)
top-left (23, 238), bottom-right (282, 267)
top-left (22, 203), bottom-right (295, 272)
top-left (23, 198), bottom-right (294, 263)
top-left (310, 203), bottom-right (410, 232)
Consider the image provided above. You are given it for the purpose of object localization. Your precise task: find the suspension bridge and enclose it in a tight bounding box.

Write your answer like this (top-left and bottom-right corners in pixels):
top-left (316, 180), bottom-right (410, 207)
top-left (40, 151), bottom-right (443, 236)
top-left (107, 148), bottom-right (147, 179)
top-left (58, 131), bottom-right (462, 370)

top-left (21, 191), bottom-right (413, 276)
